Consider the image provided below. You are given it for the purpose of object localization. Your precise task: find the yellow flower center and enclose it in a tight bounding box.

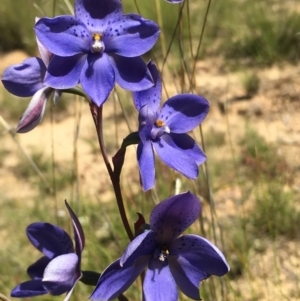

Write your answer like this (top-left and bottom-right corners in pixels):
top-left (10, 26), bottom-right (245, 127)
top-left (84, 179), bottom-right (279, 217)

top-left (93, 33), bottom-right (102, 41)
top-left (155, 119), bottom-right (165, 127)
top-left (91, 33), bottom-right (105, 53)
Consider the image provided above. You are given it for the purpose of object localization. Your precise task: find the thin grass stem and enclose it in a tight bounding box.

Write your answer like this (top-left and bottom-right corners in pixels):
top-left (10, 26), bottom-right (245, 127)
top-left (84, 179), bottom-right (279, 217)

top-left (0, 115), bottom-right (53, 193)
top-left (190, 0), bottom-right (212, 92)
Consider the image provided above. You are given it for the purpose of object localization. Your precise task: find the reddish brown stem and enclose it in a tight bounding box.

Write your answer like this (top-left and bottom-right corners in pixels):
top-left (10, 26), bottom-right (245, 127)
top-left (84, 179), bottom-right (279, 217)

top-left (90, 103), bottom-right (134, 241)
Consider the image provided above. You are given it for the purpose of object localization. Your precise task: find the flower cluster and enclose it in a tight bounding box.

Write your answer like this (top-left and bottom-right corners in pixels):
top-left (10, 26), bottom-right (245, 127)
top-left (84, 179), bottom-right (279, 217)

top-left (2, 0), bottom-right (230, 301)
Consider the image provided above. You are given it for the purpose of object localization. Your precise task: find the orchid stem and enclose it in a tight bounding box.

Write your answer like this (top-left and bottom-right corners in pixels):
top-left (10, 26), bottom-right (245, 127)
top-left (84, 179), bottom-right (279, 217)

top-left (90, 103), bottom-right (134, 241)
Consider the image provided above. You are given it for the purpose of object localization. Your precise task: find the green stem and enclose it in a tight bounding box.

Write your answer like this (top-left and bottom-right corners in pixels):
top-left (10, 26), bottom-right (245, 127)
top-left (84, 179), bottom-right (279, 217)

top-left (161, 2), bottom-right (185, 74)
top-left (52, 0), bottom-right (57, 16)
top-left (60, 88), bottom-right (90, 100)
top-left (155, 0), bottom-right (167, 58)
top-left (190, 0), bottom-right (212, 91)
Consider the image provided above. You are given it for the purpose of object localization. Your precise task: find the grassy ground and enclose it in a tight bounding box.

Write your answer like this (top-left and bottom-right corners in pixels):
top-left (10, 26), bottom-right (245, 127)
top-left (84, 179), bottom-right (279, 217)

top-left (0, 0), bottom-right (300, 301)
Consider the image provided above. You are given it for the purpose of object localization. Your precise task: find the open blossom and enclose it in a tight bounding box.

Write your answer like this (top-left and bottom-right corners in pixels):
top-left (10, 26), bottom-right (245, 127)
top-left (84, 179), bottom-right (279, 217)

top-left (34, 0), bottom-right (160, 107)
top-left (90, 192), bottom-right (229, 301)
top-left (11, 201), bottom-right (85, 301)
top-left (1, 28), bottom-right (60, 133)
top-left (134, 62), bottom-right (209, 191)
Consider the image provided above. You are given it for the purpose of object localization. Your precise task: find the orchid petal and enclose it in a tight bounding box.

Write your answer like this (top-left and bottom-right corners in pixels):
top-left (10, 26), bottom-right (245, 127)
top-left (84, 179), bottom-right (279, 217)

top-left (110, 55), bottom-right (153, 92)
top-left (35, 16), bottom-right (91, 57)
top-left (90, 258), bottom-right (148, 301)
top-left (149, 192), bottom-right (201, 244)
top-left (75, 0), bottom-right (123, 32)
top-left (168, 255), bottom-right (203, 300)
top-left (35, 17), bottom-right (53, 67)
top-left (120, 230), bottom-right (155, 266)
top-left (42, 253), bottom-right (80, 295)
top-left (11, 280), bottom-right (48, 298)
top-left (80, 53), bottom-right (115, 106)
top-left (133, 61), bottom-right (161, 112)
top-left (2, 57), bottom-right (45, 97)
top-left (27, 256), bottom-right (51, 280)
top-left (65, 201), bottom-right (85, 259)
top-left (165, 133), bottom-right (206, 165)
top-left (159, 94), bottom-right (209, 133)
top-left (143, 259), bottom-right (178, 301)
top-left (138, 105), bottom-right (157, 142)
top-left (153, 137), bottom-right (199, 179)
top-left (26, 222), bottom-right (74, 258)
top-left (170, 235), bottom-right (230, 276)
top-left (16, 87), bottom-right (52, 133)
top-left (45, 54), bottom-right (86, 89)
top-left (137, 141), bottom-right (156, 191)
top-left (104, 14), bottom-right (160, 57)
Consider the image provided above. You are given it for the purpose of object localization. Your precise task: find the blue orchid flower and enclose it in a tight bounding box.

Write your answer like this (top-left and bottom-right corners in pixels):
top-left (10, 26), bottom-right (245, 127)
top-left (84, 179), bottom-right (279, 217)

top-left (34, 0), bottom-right (160, 107)
top-left (133, 62), bottom-right (209, 191)
top-left (2, 21), bottom-right (61, 133)
top-left (90, 192), bottom-right (229, 301)
top-left (11, 201), bottom-right (85, 301)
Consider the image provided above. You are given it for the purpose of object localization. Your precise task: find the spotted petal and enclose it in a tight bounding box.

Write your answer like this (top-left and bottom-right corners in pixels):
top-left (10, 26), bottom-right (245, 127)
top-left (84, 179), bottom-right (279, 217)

top-left (168, 235), bottom-right (229, 299)
top-left (159, 94), bottom-right (209, 133)
top-left (16, 87), bottom-right (52, 133)
top-left (143, 259), bottom-right (178, 301)
top-left (170, 235), bottom-right (230, 276)
top-left (2, 57), bottom-right (45, 97)
top-left (35, 16), bottom-right (91, 57)
top-left (150, 192), bottom-right (201, 244)
top-left (104, 14), bottom-right (160, 57)
top-left (133, 61), bottom-right (161, 112)
top-left (75, 0), bottom-right (123, 32)
top-left (26, 222), bottom-right (74, 259)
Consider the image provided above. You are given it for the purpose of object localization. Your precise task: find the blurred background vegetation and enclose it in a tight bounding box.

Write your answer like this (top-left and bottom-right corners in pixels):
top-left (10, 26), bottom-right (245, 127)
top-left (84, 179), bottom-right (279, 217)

top-left (0, 0), bottom-right (300, 301)
top-left (1, 0), bottom-right (299, 65)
